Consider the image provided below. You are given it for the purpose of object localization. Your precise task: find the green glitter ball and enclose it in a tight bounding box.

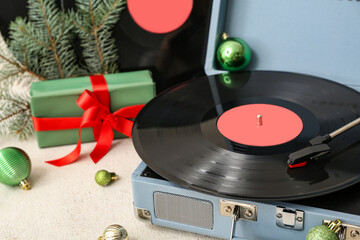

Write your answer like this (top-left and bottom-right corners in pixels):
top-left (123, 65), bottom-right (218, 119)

top-left (0, 147), bottom-right (32, 190)
top-left (306, 225), bottom-right (339, 240)
top-left (216, 34), bottom-right (251, 72)
top-left (95, 170), bottom-right (119, 186)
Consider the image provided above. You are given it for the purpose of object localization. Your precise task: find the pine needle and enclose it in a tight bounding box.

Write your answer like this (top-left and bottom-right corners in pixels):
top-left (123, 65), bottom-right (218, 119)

top-left (0, 76), bottom-right (37, 140)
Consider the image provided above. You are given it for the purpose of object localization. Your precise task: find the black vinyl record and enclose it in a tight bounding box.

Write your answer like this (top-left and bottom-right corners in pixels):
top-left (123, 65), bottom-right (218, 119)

top-left (132, 71), bottom-right (360, 200)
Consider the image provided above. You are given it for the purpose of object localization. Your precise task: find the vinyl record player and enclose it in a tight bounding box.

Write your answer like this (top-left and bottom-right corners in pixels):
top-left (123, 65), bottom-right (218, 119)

top-left (132, 0), bottom-right (360, 239)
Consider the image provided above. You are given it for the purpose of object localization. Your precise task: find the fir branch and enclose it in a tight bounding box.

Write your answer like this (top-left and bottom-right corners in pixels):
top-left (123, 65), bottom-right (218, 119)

top-left (0, 77), bottom-right (36, 139)
top-left (54, 15), bottom-right (66, 45)
top-left (24, 68), bottom-right (46, 80)
top-left (0, 33), bottom-right (46, 81)
top-left (8, 0), bottom-right (84, 79)
top-left (23, 46), bottom-right (29, 70)
top-left (70, 18), bottom-right (90, 34)
top-left (89, 0), bottom-right (106, 74)
top-left (0, 71), bottom-right (22, 82)
top-left (89, 0), bottom-right (106, 73)
top-left (71, 0), bottom-right (125, 74)
top-left (18, 25), bottom-right (51, 50)
top-left (0, 96), bottom-right (29, 107)
top-left (38, 0), bottom-right (65, 78)
top-left (0, 106), bottom-right (30, 124)
top-left (0, 54), bottom-right (46, 81)
top-left (16, 112), bottom-right (32, 134)
top-left (96, 0), bottom-right (121, 31)
top-left (0, 32), bottom-right (39, 139)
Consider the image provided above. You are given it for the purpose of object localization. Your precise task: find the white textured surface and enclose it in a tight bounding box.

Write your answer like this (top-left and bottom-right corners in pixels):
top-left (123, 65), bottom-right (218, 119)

top-left (0, 137), bottom-right (219, 240)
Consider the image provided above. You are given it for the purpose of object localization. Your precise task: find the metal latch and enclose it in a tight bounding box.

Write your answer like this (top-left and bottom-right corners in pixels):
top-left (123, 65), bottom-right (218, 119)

top-left (276, 206), bottom-right (304, 230)
top-left (323, 220), bottom-right (360, 239)
top-left (220, 200), bottom-right (257, 240)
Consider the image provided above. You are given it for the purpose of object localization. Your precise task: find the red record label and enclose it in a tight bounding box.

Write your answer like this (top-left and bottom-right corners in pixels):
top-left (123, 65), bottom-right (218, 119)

top-left (127, 0), bottom-right (193, 34)
top-left (217, 104), bottom-right (303, 146)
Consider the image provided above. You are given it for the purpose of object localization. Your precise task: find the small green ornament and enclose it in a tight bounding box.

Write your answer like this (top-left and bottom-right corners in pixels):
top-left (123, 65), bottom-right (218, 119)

top-left (216, 32), bottom-right (251, 71)
top-left (95, 170), bottom-right (119, 186)
top-left (0, 147), bottom-right (32, 190)
top-left (306, 220), bottom-right (341, 240)
top-left (98, 224), bottom-right (129, 240)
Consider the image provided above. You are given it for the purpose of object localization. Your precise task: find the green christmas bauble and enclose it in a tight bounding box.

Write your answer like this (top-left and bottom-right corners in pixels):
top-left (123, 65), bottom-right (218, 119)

top-left (0, 147), bottom-right (32, 190)
top-left (216, 34), bottom-right (251, 71)
top-left (95, 170), bottom-right (119, 186)
top-left (306, 225), bottom-right (339, 240)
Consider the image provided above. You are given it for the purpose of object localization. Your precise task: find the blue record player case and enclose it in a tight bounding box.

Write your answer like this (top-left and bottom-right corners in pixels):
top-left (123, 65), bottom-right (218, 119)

top-left (132, 0), bottom-right (360, 239)
top-left (132, 163), bottom-right (360, 240)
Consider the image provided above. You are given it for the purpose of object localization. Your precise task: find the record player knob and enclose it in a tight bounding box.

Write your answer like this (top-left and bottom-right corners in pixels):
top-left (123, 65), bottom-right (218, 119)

top-left (306, 220), bottom-right (341, 240)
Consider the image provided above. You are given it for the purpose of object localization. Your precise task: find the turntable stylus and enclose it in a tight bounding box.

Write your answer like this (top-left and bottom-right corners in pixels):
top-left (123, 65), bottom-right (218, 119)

top-left (288, 116), bottom-right (360, 168)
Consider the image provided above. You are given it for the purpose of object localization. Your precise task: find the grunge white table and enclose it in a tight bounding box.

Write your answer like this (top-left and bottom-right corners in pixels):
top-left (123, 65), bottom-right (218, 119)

top-left (0, 136), bottom-right (219, 240)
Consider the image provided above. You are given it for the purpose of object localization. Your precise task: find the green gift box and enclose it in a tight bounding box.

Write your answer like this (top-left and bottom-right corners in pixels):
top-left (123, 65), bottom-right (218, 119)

top-left (30, 70), bottom-right (155, 148)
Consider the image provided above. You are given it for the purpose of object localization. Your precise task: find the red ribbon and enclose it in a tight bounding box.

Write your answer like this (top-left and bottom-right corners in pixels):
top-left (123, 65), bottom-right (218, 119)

top-left (33, 75), bottom-right (144, 167)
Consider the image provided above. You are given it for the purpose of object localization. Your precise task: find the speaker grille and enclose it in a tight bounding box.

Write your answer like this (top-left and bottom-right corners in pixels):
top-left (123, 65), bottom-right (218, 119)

top-left (154, 192), bottom-right (213, 229)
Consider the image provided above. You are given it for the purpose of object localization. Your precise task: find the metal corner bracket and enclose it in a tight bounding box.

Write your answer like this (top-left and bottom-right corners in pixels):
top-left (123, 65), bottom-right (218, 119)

top-left (133, 204), bottom-right (152, 223)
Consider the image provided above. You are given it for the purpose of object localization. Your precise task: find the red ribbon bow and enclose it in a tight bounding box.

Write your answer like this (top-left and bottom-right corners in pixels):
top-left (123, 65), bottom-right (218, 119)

top-left (35, 75), bottom-right (144, 167)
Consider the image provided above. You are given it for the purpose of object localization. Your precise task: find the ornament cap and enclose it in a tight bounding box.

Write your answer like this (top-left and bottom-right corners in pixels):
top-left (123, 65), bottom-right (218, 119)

top-left (19, 178), bottom-right (31, 190)
top-left (221, 32), bottom-right (229, 40)
top-left (327, 219), bottom-right (342, 234)
top-left (110, 172), bottom-right (120, 181)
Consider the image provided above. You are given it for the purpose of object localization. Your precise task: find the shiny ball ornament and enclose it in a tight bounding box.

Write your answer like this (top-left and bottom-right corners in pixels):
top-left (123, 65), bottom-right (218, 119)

top-left (98, 224), bottom-right (129, 240)
top-left (216, 32), bottom-right (251, 71)
top-left (95, 170), bottom-right (119, 186)
top-left (0, 147), bottom-right (32, 190)
top-left (306, 220), bottom-right (341, 240)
